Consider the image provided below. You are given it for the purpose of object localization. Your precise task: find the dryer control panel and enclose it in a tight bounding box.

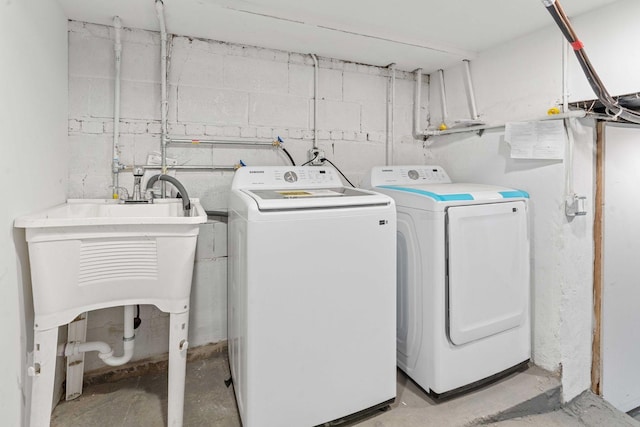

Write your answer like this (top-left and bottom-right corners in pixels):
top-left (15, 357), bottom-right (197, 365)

top-left (368, 165), bottom-right (452, 186)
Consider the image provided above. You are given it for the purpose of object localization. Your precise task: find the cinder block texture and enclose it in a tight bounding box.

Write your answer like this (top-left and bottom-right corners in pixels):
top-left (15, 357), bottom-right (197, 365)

top-left (223, 56), bottom-right (288, 93)
top-left (362, 102), bottom-right (387, 133)
top-left (177, 86), bottom-right (248, 125)
top-left (316, 99), bottom-right (361, 131)
top-left (68, 23), bottom-right (427, 186)
top-left (170, 48), bottom-right (224, 88)
top-left (344, 72), bottom-right (387, 104)
top-left (249, 93), bottom-right (308, 128)
top-left (67, 21), bottom-right (429, 362)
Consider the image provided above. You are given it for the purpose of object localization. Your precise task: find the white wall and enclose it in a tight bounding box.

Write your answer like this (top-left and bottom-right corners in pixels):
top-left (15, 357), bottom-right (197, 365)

top-left (0, 0), bottom-right (69, 425)
top-left (67, 22), bottom-right (429, 370)
top-left (424, 0), bottom-right (640, 401)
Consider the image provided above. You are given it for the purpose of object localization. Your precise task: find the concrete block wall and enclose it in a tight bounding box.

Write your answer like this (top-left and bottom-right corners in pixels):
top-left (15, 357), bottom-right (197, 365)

top-left (68, 21), bottom-right (429, 370)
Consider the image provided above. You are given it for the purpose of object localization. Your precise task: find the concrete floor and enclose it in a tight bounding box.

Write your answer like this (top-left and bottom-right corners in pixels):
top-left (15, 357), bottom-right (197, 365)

top-left (50, 352), bottom-right (635, 427)
top-left (486, 392), bottom-right (640, 427)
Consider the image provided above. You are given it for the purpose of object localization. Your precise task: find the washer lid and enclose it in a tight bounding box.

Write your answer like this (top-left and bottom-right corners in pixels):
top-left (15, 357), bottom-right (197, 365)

top-left (242, 187), bottom-right (391, 210)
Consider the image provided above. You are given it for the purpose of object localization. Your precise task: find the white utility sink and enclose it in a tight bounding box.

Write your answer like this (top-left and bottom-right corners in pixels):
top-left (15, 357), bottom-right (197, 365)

top-left (15, 198), bottom-right (207, 330)
top-left (16, 198), bottom-right (207, 427)
top-left (18, 198), bottom-right (203, 226)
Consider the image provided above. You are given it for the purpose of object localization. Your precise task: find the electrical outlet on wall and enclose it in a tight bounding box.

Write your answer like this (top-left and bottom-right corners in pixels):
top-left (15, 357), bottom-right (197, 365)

top-left (308, 148), bottom-right (325, 166)
top-left (565, 194), bottom-right (587, 217)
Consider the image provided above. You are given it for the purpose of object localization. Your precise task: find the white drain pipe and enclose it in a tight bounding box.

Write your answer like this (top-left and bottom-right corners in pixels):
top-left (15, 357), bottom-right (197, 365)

top-left (386, 63), bottom-right (396, 166)
top-left (437, 69), bottom-right (448, 127)
top-left (58, 305), bottom-right (136, 367)
top-left (462, 60), bottom-right (479, 121)
top-left (412, 68), bottom-right (429, 140)
top-left (111, 16), bottom-right (123, 199)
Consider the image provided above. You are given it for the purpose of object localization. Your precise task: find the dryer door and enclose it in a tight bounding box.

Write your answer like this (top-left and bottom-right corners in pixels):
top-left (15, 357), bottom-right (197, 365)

top-left (446, 201), bottom-right (529, 346)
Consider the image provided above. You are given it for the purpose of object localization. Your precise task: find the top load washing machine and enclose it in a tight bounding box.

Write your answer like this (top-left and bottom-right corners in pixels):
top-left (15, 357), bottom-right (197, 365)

top-left (365, 165), bottom-right (531, 397)
top-left (228, 166), bottom-right (397, 427)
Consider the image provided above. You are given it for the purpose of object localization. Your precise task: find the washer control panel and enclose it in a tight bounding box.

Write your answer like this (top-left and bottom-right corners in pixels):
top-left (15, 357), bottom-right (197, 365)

top-left (232, 166), bottom-right (343, 189)
top-left (369, 165), bottom-right (452, 186)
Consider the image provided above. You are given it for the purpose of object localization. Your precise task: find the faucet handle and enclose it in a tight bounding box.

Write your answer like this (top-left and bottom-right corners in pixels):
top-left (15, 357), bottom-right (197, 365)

top-left (144, 188), bottom-right (155, 202)
top-left (133, 167), bottom-right (144, 177)
top-left (111, 186), bottom-right (130, 200)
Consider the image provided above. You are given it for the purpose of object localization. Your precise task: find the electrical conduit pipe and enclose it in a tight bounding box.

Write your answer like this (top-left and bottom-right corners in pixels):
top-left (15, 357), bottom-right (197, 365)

top-left (112, 16), bottom-right (123, 199)
top-left (58, 305), bottom-right (136, 367)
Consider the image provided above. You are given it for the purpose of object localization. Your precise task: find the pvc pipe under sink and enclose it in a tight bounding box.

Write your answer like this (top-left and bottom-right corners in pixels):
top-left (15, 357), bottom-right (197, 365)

top-left (58, 305), bottom-right (135, 367)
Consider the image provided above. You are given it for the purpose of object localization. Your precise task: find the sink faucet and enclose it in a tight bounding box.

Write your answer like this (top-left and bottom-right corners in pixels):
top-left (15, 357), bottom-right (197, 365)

top-left (132, 167), bottom-right (144, 201)
top-left (117, 167), bottom-right (152, 204)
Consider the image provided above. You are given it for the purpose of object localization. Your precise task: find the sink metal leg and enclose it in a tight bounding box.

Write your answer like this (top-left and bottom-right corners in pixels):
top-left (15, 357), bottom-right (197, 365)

top-left (168, 310), bottom-right (189, 427)
top-left (29, 327), bottom-right (59, 427)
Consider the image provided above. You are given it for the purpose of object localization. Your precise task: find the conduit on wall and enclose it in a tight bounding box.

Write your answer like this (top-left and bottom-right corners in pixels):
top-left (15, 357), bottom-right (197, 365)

top-left (561, 38), bottom-right (585, 218)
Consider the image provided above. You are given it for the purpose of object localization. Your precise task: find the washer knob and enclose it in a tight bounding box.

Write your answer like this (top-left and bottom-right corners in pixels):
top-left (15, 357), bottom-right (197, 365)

top-left (408, 170), bottom-right (419, 180)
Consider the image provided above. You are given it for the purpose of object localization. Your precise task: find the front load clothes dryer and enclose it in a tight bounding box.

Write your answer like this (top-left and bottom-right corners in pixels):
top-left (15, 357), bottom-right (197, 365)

top-left (365, 165), bottom-right (531, 398)
top-left (228, 166), bottom-right (396, 427)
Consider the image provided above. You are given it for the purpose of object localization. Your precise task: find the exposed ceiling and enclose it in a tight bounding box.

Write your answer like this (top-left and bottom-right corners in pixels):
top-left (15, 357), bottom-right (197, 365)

top-left (58, 0), bottom-right (618, 72)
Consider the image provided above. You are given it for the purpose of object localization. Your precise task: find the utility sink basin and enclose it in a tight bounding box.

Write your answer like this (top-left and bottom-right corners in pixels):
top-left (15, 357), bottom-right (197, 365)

top-left (15, 198), bottom-right (207, 330)
top-left (17, 198), bottom-right (203, 226)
